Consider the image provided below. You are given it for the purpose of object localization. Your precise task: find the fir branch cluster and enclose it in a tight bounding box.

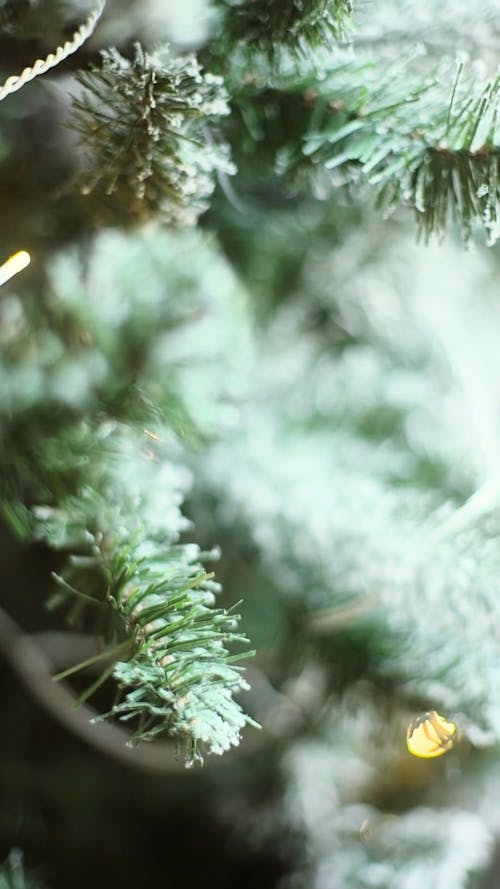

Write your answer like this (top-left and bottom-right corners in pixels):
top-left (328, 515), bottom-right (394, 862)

top-left (298, 57), bottom-right (500, 242)
top-left (213, 0), bottom-right (353, 53)
top-left (72, 43), bottom-right (234, 225)
top-left (223, 48), bottom-right (500, 243)
top-left (0, 229), bottom-right (255, 763)
top-left (35, 426), bottom-right (256, 764)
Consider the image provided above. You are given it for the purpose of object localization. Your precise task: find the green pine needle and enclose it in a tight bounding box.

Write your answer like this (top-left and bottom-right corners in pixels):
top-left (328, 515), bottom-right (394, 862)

top-left (71, 42), bottom-right (235, 225)
top-left (299, 57), bottom-right (500, 242)
top-left (0, 227), bottom-right (255, 766)
top-left (214, 0), bottom-right (353, 53)
top-left (228, 51), bottom-right (500, 243)
top-left (35, 426), bottom-right (257, 766)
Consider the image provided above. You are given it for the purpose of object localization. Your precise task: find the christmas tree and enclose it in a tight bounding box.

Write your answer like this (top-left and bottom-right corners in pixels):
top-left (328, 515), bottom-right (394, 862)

top-left (1, 1), bottom-right (500, 886)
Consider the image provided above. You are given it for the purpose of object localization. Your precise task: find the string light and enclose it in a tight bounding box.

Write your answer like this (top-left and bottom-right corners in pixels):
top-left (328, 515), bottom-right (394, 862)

top-left (406, 710), bottom-right (457, 758)
top-left (0, 250), bottom-right (31, 286)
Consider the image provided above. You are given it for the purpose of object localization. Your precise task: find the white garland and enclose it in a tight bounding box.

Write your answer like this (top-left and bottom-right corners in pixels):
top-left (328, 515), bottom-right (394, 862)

top-left (0, 0), bottom-right (106, 102)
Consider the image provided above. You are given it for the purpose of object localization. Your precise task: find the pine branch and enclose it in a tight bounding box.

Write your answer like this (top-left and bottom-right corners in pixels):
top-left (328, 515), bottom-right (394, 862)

top-left (299, 56), bottom-right (500, 243)
top-left (213, 0), bottom-right (353, 54)
top-left (33, 425), bottom-right (257, 765)
top-left (223, 50), bottom-right (500, 243)
top-left (0, 228), bottom-right (255, 765)
top-left (71, 42), bottom-right (234, 225)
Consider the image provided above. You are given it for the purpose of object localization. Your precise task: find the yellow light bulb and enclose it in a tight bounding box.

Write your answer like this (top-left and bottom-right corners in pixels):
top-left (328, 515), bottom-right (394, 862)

top-left (0, 250), bottom-right (31, 286)
top-left (406, 710), bottom-right (457, 758)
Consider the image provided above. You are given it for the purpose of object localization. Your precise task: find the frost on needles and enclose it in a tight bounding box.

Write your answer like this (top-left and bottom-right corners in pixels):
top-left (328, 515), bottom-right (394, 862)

top-left (0, 229), bottom-right (257, 766)
top-left (213, 0), bottom-right (353, 53)
top-left (72, 43), bottom-right (234, 226)
top-left (225, 47), bottom-right (500, 244)
top-left (35, 426), bottom-right (257, 766)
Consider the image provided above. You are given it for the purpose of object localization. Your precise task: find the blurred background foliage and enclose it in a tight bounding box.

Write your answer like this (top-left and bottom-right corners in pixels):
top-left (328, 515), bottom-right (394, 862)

top-left (3, 0), bottom-right (500, 887)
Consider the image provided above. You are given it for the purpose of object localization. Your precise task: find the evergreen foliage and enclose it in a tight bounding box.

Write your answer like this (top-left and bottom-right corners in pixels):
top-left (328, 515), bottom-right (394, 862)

top-left (72, 43), bottom-right (234, 225)
top-left (2, 0), bottom-right (500, 887)
top-left (34, 425), bottom-right (255, 764)
top-left (213, 0), bottom-right (352, 53)
top-left (300, 58), bottom-right (500, 244)
top-left (218, 49), bottom-right (500, 244)
top-left (1, 228), bottom-right (255, 763)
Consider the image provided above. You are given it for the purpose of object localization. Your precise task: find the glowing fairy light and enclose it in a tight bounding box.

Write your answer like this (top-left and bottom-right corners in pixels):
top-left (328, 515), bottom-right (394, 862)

top-left (0, 250), bottom-right (31, 286)
top-left (406, 710), bottom-right (457, 758)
